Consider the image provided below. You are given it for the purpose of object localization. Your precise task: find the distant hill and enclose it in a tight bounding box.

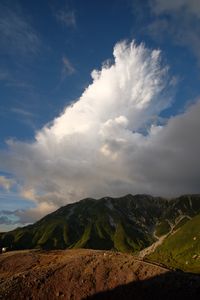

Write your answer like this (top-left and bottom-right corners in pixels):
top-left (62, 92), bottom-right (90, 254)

top-left (0, 194), bottom-right (200, 258)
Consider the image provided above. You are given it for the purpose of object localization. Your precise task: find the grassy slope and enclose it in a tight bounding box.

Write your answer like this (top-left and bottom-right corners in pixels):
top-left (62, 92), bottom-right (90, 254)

top-left (155, 220), bottom-right (171, 237)
top-left (147, 213), bottom-right (200, 273)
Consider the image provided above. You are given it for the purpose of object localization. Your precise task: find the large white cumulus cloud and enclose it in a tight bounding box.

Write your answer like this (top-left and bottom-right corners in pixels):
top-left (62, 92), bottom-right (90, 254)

top-left (0, 40), bottom-right (200, 220)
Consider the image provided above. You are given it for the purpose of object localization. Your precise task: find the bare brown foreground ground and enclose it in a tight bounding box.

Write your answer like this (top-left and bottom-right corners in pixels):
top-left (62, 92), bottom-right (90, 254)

top-left (0, 249), bottom-right (199, 300)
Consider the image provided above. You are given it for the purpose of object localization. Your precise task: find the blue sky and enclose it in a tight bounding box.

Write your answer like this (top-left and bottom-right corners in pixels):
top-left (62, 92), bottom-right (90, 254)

top-left (1, 0), bottom-right (200, 231)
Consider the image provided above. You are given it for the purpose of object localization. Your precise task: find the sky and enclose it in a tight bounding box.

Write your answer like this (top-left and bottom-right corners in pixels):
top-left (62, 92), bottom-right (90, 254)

top-left (1, 0), bottom-right (200, 231)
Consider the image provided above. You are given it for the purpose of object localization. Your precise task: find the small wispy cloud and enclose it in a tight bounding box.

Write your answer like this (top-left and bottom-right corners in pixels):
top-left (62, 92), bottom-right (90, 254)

top-left (0, 3), bottom-right (40, 56)
top-left (55, 8), bottom-right (76, 28)
top-left (151, 0), bottom-right (200, 17)
top-left (0, 176), bottom-right (15, 191)
top-left (0, 70), bottom-right (9, 81)
top-left (11, 108), bottom-right (35, 118)
top-left (0, 68), bottom-right (33, 89)
top-left (62, 55), bottom-right (76, 78)
top-left (10, 106), bottom-right (38, 130)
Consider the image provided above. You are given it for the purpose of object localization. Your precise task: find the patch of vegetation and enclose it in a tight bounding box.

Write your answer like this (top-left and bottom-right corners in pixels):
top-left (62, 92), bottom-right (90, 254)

top-left (73, 224), bottom-right (92, 248)
top-left (147, 213), bottom-right (200, 273)
top-left (173, 216), bottom-right (190, 231)
top-left (113, 223), bottom-right (132, 252)
top-left (155, 220), bottom-right (171, 237)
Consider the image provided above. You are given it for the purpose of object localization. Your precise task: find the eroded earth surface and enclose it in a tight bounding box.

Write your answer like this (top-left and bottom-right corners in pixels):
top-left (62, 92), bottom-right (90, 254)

top-left (0, 249), bottom-right (199, 300)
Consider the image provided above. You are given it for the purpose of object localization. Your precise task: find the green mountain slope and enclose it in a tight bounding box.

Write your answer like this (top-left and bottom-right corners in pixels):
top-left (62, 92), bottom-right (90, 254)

top-left (147, 213), bottom-right (200, 273)
top-left (0, 194), bottom-right (200, 260)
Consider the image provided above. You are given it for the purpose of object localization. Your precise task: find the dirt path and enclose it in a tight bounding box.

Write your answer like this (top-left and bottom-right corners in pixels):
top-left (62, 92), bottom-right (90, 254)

top-left (138, 234), bottom-right (168, 259)
top-left (138, 215), bottom-right (192, 259)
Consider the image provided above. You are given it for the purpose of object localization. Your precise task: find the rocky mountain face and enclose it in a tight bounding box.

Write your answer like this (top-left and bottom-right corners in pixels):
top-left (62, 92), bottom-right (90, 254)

top-left (0, 194), bottom-right (199, 255)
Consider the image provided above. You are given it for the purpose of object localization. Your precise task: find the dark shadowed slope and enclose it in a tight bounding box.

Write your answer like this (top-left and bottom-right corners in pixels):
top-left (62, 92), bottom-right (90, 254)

top-left (85, 271), bottom-right (200, 300)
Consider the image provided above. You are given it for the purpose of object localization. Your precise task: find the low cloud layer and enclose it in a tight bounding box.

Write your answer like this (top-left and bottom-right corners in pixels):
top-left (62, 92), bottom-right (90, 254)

top-left (0, 40), bottom-right (200, 221)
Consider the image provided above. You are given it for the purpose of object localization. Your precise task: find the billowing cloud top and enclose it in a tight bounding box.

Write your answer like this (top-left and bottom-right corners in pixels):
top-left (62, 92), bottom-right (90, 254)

top-left (1, 40), bottom-right (200, 221)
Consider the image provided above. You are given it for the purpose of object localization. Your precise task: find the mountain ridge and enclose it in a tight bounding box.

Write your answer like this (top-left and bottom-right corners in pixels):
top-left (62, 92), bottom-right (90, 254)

top-left (1, 194), bottom-right (199, 252)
